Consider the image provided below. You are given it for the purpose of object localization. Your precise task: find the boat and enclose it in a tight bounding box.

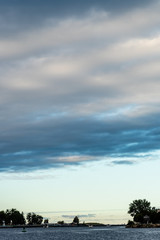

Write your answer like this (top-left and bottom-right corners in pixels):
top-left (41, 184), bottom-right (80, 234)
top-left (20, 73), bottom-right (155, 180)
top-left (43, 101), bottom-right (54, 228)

top-left (22, 227), bottom-right (27, 232)
top-left (88, 225), bottom-right (93, 228)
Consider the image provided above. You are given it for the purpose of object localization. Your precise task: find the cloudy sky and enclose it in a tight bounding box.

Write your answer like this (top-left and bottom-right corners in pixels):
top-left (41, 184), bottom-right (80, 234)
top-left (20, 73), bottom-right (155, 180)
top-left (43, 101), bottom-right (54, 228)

top-left (0, 0), bottom-right (160, 223)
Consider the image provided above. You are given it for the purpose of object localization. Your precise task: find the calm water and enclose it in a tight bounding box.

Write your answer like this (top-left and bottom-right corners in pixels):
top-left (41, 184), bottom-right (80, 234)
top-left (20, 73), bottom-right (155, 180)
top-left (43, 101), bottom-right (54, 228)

top-left (0, 226), bottom-right (160, 240)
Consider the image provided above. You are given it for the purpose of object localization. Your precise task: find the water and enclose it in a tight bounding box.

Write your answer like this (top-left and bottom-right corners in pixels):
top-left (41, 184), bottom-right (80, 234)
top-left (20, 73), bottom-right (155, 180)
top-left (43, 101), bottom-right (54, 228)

top-left (0, 226), bottom-right (160, 240)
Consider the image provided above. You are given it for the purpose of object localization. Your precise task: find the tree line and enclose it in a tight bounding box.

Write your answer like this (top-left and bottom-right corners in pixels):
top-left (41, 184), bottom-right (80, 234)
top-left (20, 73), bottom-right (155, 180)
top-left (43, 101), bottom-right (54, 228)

top-left (128, 199), bottom-right (160, 225)
top-left (0, 209), bottom-right (44, 225)
top-left (0, 209), bottom-right (80, 226)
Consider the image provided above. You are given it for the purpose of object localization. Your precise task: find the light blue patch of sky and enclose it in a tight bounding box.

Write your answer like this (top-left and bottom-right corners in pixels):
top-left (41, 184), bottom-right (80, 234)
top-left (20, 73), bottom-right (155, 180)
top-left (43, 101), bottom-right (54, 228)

top-left (94, 104), bottom-right (139, 120)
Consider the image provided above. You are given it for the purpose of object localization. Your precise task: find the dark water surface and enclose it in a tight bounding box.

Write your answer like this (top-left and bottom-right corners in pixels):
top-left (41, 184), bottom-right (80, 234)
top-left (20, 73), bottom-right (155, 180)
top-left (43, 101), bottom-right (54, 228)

top-left (0, 226), bottom-right (160, 240)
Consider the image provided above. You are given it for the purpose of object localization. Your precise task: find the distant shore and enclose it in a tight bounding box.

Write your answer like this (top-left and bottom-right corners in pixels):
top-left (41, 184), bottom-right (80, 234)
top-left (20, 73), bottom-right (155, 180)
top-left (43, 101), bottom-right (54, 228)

top-left (126, 223), bottom-right (160, 228)
top-left (0, 223), bottom-right (125, 229)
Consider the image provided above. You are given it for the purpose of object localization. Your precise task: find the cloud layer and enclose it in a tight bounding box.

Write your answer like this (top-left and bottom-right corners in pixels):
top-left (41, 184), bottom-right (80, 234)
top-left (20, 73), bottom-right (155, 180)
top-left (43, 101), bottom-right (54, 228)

top-left (0, 0), bottom-right (160, 172)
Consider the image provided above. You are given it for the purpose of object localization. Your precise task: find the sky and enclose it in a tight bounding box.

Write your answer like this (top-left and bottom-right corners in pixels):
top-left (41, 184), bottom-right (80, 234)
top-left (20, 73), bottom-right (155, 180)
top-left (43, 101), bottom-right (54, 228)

top-left (0, 0), bottom-right (160, 224)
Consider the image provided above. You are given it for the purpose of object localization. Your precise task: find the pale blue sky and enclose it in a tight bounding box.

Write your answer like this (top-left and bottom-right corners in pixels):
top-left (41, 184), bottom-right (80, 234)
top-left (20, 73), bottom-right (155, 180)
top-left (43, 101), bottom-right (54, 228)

top-left (0, 0), bottom-right (160, 223)
top-left (0, 158), bottom-right (160, 223)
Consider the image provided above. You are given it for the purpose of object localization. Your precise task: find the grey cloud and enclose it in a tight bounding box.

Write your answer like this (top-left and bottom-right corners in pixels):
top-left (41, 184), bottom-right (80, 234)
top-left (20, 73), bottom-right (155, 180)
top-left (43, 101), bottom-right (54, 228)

top-left (0, 1), bottom-right (160, 172)
top-left (0, 0), bottom-right (154, 21)
top-left (62, 214), bottom-right (96, 219)
top-left (0, 0), bottom-right (156, 39)
top-left (0, 112), bottom-right (160, 172)
top-left (112, 160), bottom-right (135, 165)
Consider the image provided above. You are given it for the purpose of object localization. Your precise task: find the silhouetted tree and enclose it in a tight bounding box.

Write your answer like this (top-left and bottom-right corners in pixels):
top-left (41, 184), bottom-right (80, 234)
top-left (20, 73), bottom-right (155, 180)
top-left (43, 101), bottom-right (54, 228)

top-left (5, 209), bottom-right (25, 225)
top-left (134, 213), bottom-right (144, 223)
top-left (73, 216), bottom-right (79, 225)
top-left (128, 199), bottom-right (151, 218)
top-left (127, 199), bottom-right (160, 224)
top-left (26, 212), bottom-right (43, 225)
top-left (44, 219), bottom-right (49, 224)
top-left (57, 221), bottom-right (64, 225)
top-left (0, 211), bottom-right (5, 225)
top-left (150, 208), bottom-right (160, 223)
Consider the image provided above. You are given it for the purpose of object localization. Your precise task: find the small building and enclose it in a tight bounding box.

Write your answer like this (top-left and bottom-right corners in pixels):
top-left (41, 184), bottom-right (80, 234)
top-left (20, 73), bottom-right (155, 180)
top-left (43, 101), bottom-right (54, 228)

top-left (143, 215), bottom-right (150, 224)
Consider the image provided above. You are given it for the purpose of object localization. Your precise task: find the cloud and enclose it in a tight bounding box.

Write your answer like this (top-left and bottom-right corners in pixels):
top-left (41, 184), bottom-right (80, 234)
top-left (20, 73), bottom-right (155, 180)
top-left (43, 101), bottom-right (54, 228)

top-left (112, 160), bottom-right (135, 165)
top-left (0, 0), bottom-right (154, 28)
top-left (0, 1), bottom-right (160, 172)
top-left (0, 112), bottom-right (160, 172)
top-left (62, 214), bottom-right (96, 219)
top-left (0, 1), bottom-right (160, 60)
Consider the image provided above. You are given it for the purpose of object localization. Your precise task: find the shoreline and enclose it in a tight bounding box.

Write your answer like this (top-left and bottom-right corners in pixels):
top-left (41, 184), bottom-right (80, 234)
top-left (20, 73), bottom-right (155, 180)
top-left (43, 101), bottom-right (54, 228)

top-left (0, 223), bottom-right (125, 229)
top-left (126, 223), bottom-right (160, 228)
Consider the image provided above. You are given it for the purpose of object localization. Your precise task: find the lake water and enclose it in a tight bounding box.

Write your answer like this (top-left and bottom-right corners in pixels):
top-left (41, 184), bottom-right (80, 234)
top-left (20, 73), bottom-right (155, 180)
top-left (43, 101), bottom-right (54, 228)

top-left (0, 226), bottom-right (160, 240)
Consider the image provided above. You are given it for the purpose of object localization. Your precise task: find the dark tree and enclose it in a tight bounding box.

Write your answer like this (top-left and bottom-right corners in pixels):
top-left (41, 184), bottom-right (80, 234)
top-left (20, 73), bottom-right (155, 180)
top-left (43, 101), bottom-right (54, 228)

top-left (150, 209), bottom-right (160, 224)
top-left (128, 199), bottom-right (151, 218)
top-left (57, 221), bottom-right (64, 225)
top-left (26, 212), bottom-right (32, 224)
top-left (73, 216), bottom-right (79, 224)
top-left (0, 211), bottom-right (5, 225)
top-left (128, 200), bottom-right (160, 224)
top-left (26, 212), bottom-right (43, 225)
top-left (44, 219), bottom-right (49, 224)
top-left (134, 213), bottom-right (144, 223)
top-left (5, 209), bottom-right (25, 225)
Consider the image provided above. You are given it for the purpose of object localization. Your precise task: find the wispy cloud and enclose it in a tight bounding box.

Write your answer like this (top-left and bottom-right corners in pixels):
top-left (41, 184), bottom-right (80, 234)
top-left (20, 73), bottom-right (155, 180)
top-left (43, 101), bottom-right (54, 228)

top-left (112, 160), bottom-right (135, 165)
top-left (62, 214), bottom-right (96, 219)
